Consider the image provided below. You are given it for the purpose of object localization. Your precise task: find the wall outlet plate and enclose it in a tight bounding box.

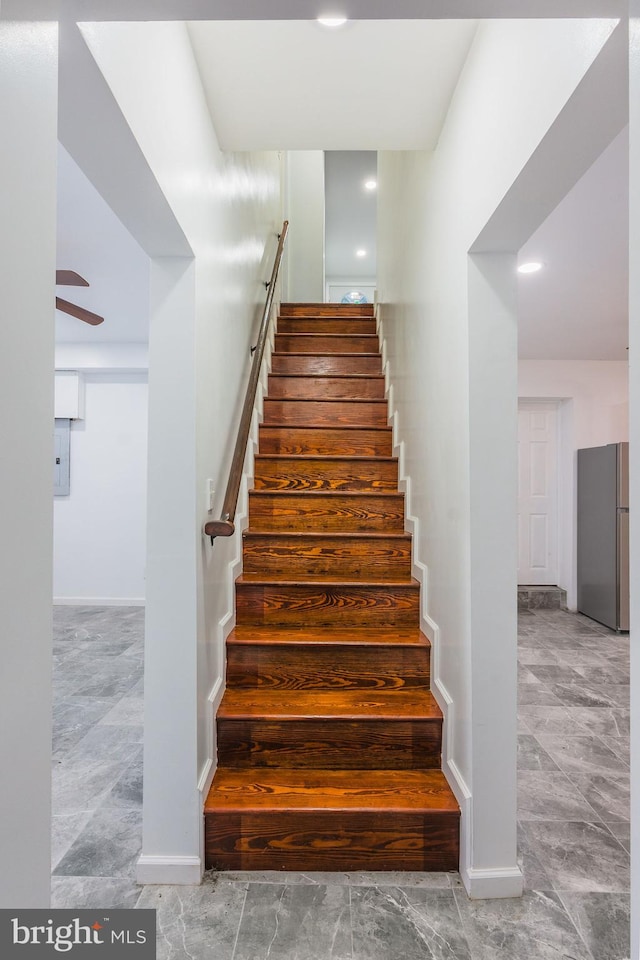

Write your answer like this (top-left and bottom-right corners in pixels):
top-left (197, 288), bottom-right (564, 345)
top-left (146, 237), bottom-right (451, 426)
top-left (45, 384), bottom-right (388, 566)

top-left (207, 480), bottom-right (215, 513)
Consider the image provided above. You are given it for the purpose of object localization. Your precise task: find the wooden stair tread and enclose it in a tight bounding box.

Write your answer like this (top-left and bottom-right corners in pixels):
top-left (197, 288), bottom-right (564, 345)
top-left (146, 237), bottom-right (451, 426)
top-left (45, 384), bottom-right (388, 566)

top-left (239, 576), bottom-right (416, 588)
top-left (248, 491), bottom-right (406, 530)
top-left (273, 352), bottom-right (380, 357)
top-left (205, 768), bottom-right (457, 814)
top-left (268, 374), bottom-right (385, 380)
top-left (280, 305), bottom-right (373, 316)
top-left (249, 489), bottom-right (403, 497)
top-left (253, 458), bottom-right (398, 490)
top-left (227, 626), bottom-right (429, 646)
top-left (278, 323), bottom-right (372, 326)
top-left (243, 531), bottom-right (410, 541)
top-left (276, 333), bottom-right (378, 338)
top-left (258, 427), bottom-right (393, 456)
top-left (271, 350), bottom-right (380, 354)
top-left (218, 687), bottom-right (441, 721)
top-left (265, 397), bottom-right (387, 404)
top-left (275, 338), bottom-right (379, 354)
top-left (276, 326), bottom-right (378, 338)
top-left (278, 314), bottom-right (374, 320)
top-left (259, 424), bottom-right (391, 431)
top-left (255, 454), bottom-right (396, 462)
top-left (271, 357), bottom-right (383, 376)
top-left (263, 400), bottom-right (388, 422)
top-left (280, 303), bottom-right (373, 307)
top-left (236, 575), bottom-right (419, 587)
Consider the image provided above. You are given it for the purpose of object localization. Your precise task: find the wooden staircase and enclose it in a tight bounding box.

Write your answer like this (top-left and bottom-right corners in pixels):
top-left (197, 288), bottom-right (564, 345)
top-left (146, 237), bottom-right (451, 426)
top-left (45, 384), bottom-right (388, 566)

top-left (204, 302), bottom-right (460, 871)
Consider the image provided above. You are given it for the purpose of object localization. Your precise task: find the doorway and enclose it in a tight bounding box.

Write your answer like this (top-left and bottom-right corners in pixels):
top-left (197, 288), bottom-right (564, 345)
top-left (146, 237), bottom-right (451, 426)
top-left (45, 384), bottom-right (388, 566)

top-left (517, 399), bottom-right (560, 585)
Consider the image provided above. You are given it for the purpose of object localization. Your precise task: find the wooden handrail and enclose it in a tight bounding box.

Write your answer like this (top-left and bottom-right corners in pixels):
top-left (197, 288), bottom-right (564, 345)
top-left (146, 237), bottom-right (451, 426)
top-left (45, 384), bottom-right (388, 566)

top-left (204, 221), bottom-right (289, 542)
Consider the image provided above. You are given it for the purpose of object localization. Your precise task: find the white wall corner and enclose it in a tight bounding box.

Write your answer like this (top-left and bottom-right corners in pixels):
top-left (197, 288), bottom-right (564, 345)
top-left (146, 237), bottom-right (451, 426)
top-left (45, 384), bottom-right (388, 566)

top-left (136, 855), bottom-right (202, 886)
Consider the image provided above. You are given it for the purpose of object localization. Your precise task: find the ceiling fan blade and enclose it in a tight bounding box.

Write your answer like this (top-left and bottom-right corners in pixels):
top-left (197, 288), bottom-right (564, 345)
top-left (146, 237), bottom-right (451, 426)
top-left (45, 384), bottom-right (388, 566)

top-left (56, 270), bottom-right (90, 287)
top-left (56, 297), bottom-right (104, 326)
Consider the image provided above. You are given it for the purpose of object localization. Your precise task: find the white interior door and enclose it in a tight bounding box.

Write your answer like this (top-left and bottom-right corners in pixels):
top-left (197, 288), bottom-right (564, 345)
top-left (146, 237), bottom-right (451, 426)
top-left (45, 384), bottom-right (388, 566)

top-left (518, 400), bottom-right (559, 585)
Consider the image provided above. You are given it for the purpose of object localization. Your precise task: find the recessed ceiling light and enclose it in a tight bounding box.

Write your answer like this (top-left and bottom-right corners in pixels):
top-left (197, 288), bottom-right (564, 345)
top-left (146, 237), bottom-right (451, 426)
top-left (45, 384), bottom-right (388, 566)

top-left (317, 16), bottom-right (348, 27)
top-left (356, 249), bottom-right (367, 258)
top-left (517, 261), bottom-right (544, 274)
top-left (364, 179), bottom-right (377, 191)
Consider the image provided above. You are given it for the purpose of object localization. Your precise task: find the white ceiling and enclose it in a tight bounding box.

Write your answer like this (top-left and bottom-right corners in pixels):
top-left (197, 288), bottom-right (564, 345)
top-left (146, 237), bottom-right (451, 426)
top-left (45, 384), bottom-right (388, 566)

top-left (56, 144), bottom-right (150, 343)
top-left (52, 16), bottom-right (628, 360)
top-left (187, 20), bottom-right (478, 150)
top-left (518, 126), bottom-right (628, 360)
top-left (1, 0), bottom-right (625, 20)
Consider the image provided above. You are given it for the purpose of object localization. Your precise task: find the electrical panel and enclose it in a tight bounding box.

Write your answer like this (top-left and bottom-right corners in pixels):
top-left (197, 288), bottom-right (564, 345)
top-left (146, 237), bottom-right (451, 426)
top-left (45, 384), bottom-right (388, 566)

top-left (54, 419), bottom-right (71, 496)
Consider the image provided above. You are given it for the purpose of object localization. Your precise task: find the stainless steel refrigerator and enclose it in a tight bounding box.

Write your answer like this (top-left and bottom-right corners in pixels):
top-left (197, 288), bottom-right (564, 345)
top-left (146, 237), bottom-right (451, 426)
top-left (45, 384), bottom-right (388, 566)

top-left (577, 442), bottom-right (629, 631)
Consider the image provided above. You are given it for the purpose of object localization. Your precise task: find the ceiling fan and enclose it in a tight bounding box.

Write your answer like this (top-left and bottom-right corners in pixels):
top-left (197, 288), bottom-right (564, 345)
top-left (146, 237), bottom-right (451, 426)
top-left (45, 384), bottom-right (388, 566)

top-left (55, 270), bottom-right (104, 326)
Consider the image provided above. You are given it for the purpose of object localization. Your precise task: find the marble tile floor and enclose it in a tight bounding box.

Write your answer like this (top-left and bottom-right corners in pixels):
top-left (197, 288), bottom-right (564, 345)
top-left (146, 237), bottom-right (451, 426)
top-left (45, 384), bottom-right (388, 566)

top-left (51, 605), bottom-right (145, 910)
top-left (50, 606), bottom-right (630, 959)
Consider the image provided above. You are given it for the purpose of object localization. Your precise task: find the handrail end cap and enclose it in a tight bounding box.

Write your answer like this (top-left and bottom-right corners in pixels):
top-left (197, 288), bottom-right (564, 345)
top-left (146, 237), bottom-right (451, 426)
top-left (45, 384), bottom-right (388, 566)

top-left (204, 519), bottom-right (235, 540)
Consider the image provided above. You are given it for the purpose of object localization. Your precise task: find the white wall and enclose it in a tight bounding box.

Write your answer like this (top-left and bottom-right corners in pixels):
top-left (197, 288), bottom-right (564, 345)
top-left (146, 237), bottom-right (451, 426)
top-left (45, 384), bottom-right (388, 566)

top-left (519, 359), bottom-right (628, 608)
top-left (624, 15), bottom-right (639, 954)
top-left (56, 142), bottom-right (151, 344)
top-left (324, 150), bottom-right (377, 285)
top-left (56, 342), bottom-right (149, 373)
top-left (0, 22), bottom-right (58, 908)
top-left (53, 374), bottom-right (148, 605)
top-left (80, 20), bottom-right (283, 883)
top-left (377, 19), bottom-right (617, 897)
top-left (284, 150), bottom-right (325, 301)
top-left (519, 359), bottom-right (629, 448)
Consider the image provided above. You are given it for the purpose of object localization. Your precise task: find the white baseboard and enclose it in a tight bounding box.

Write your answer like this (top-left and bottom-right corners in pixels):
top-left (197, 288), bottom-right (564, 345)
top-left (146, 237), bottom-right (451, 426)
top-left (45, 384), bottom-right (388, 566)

top-left (198, 758), bottom-right (214, 797)
top-left (53, 597), bottom-right (145, 606)
top-left (460, 865), bottom-right (524, 900)
top-left (136, 855), bottom-right (202, 885)
top-left (197, 677), bottom-right (224, 802)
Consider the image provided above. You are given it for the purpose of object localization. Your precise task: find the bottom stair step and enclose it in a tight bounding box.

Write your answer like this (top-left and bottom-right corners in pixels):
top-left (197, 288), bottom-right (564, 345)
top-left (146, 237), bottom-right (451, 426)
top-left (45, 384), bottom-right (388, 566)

top-left (204, 768), bottom-right (460, 871)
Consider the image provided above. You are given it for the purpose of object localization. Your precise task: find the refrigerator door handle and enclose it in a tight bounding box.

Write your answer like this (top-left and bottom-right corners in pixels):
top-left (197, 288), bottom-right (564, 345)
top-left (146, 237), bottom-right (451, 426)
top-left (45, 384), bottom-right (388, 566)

top-left (618, 508), bottom-right (630, 631)
top-left (617, 442), bottom-right (629, 509)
